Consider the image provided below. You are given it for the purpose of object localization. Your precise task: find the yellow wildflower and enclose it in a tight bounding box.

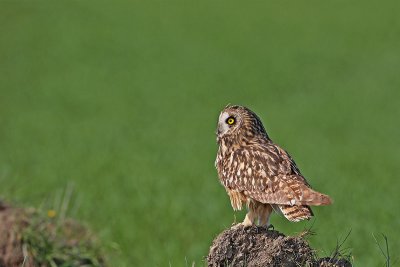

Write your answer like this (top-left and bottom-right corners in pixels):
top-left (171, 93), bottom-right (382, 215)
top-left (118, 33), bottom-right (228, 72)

top-left (47, 209), bottom-right (56, 218)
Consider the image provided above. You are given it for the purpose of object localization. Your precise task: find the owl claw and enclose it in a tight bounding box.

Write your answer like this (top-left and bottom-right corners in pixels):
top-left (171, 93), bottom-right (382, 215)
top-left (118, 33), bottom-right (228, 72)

top-left (230, 223), bottom-right (242, 229)
top-left (231, 222), bottom-right (254, 230)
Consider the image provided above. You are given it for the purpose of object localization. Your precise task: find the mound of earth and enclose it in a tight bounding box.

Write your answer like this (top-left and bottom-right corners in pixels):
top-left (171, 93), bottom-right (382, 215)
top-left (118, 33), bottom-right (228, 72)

top-left (0, 201), bottom-right (34, 267)
top-left (0, 200), bottom-right (105, 267)
top-left (207, 225), bottom-right (351, 267)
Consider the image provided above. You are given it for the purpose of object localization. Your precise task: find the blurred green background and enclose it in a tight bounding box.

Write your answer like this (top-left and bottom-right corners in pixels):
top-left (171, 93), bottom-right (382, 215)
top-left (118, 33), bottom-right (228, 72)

top-left (1, 1), bottom-right (399, 266)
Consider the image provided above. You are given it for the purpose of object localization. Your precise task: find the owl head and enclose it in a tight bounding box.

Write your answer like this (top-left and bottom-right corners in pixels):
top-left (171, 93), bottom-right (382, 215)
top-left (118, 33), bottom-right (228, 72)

top-left (216, 105), bottom-right (269, 142)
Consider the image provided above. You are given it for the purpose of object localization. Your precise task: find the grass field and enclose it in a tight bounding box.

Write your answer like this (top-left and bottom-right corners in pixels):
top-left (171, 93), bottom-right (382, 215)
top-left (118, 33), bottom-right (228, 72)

top-left (1, 1), bottom-right (400, 266)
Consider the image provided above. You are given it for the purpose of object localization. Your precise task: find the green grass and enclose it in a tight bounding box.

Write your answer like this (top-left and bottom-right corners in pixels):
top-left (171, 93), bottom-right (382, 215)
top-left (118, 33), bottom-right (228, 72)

top-left (22, 207), bottom-right (105, 267)
top-left (1, 1), bottom-right (400, 266)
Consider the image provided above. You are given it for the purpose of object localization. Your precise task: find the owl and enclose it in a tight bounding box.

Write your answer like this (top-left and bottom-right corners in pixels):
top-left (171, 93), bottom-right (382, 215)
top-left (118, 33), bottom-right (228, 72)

top-left (215, 105), bottom-right (332, 227)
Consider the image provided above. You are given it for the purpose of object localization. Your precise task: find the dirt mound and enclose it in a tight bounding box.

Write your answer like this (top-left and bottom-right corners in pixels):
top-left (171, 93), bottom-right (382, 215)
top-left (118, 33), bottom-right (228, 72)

top-left (0, 201), bottom-right (35, 266)
top-left (207, 225), bottom-right (351, 267)
top-left (0, 200), bottom-right (105, 267)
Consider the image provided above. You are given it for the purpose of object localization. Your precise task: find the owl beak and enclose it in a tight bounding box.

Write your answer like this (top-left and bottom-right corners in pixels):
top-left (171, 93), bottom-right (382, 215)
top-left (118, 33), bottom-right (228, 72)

top-left (216, 128), bottom-right (221, 136)
top-left (216, 123), bottom-right (223, 136)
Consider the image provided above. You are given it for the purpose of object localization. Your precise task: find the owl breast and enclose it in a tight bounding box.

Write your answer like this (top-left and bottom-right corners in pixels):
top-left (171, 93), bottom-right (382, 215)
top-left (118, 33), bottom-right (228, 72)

top-left (217, 141), bottom-right (255, 190)
top-left (216, 139), bottom-right (235, 188)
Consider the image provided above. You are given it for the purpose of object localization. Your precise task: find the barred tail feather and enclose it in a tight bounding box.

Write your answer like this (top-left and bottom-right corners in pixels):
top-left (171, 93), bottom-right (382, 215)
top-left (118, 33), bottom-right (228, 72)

top-left (278, 205), bottom-right (313, 222)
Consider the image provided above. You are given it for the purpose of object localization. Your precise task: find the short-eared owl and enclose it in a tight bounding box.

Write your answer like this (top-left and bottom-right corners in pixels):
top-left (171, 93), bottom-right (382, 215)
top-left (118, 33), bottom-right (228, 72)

top-left (215, 105), bottom-right (331, 227)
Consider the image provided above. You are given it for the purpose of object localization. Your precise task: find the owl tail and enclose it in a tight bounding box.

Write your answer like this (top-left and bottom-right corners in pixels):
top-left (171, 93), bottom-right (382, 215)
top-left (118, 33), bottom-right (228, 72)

top-left (276, 205), bottom-right (314, 222)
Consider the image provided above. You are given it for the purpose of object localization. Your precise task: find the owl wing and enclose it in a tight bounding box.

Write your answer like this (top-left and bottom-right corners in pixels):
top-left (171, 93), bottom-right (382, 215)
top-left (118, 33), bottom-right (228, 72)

top-left (225, 142), bottom-right (331, 206)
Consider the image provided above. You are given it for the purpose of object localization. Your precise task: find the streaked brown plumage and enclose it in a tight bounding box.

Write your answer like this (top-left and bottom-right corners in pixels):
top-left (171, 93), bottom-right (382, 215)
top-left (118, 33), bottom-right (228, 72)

top-left (215, 105), bottom-right (332, 226)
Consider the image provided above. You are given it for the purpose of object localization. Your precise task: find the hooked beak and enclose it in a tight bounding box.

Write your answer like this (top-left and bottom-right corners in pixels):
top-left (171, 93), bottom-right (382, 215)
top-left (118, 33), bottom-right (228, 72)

top-left (216, 123), bottom-right (222, 141)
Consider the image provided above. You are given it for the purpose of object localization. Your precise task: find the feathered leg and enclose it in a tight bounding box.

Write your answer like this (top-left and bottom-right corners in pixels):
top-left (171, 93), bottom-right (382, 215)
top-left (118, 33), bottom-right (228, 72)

top-left (242, 200), bottom-right (257, 226)
top-left (242, 209), bottom-right (256, 226)
top-left (258, 204), bottom-right (273, 227)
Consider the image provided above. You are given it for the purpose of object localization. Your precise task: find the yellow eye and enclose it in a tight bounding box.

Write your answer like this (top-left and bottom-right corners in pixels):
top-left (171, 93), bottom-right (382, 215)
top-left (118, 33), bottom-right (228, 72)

top-left (226, 117), bottom-right (235, 125)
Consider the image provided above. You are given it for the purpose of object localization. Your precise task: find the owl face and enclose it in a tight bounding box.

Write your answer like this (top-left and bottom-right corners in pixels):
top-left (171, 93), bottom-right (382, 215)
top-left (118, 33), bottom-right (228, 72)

top-left (216, 105), bottom-right (268, 141)
top-left (216, 108), bottom-right (243, 138)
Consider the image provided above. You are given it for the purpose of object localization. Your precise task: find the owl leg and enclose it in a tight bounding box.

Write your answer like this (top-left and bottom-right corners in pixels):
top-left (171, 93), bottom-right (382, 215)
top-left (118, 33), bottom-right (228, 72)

top-left (242, 210), bottom-right (256, 227)
top-left (259, 204), bottom-right (273, 227)
top-left (242, 201), bottom-right (257, 227)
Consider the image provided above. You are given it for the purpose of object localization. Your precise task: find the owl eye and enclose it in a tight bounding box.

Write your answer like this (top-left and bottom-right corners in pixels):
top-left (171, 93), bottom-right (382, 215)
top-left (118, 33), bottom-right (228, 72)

top-left (226, 117), bottom-right (235, 125)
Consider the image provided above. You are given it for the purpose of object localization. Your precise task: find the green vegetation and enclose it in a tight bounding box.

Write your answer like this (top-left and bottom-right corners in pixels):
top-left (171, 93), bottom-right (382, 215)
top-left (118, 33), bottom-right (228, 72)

top-left (0, 198), bottom-right (105, 267)
top-left (1, 1), bottom-right (399, 266)
top-left (22, 209), bottom-right (105, 267)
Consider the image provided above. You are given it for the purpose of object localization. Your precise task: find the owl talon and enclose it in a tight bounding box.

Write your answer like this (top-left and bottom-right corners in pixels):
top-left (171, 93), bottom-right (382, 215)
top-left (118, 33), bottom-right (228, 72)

top-left (230, 223), bottom-right (243, 229)
top-left (241, 223), bottom-right (252, 229)
top-left (266, 224), bottom-right (274, 231)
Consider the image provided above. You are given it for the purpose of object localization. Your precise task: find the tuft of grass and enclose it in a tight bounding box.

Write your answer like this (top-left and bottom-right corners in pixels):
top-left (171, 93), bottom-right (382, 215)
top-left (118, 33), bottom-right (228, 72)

top-left (18, 186), bottom-right (107, 267)
top-left (22, 213), bottom-right (106, 267)
top-left (298, 219), bottom-right (317, 238)
top-left (373, 233), bottom-right (391, 267)
top-left (301, 227), bottom-right (353, 266)
top-left (327, 229), bottom-right (353, 264)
